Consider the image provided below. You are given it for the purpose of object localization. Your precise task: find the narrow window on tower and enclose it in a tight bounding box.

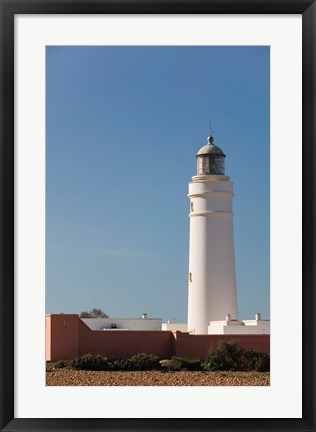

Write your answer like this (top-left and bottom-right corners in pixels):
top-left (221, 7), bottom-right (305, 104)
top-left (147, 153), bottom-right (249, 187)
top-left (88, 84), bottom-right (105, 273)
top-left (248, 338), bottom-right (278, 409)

top-left (190, 202), bottom-right (194, 212)
top-left (189, 272), bottom-right (192, 282)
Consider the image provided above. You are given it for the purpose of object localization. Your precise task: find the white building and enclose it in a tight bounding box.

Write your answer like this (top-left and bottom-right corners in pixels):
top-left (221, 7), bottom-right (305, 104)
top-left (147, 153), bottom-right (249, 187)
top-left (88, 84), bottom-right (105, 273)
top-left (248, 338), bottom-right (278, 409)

top-left (161, 321), bottom-right (187, 332)
top-left (187, 135), bottom-right (238, 334)
top-left (208, 313), bottom-right (270, 335)
top-left (82, 313), bottom-right (162, 331)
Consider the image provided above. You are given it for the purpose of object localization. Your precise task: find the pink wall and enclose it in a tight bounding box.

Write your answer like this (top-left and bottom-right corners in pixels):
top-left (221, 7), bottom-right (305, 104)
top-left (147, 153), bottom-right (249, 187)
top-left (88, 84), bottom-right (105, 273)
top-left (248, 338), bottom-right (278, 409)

top-left (47, 314), bottom-right (80, 362)
top-left (79, 319), bottom-right (174, 359)
top-left (173, 331), bottom-right (270, 358)
top-left (46, 314), bottom-right (270, 362)
top-left (45, 315), bottom-right (52, 361)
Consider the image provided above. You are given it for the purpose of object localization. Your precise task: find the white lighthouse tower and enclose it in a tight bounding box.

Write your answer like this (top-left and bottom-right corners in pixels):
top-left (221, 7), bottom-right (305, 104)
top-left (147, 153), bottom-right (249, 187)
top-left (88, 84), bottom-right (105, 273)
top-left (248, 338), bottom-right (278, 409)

top-left (187, 134), bottom-right (238, 334)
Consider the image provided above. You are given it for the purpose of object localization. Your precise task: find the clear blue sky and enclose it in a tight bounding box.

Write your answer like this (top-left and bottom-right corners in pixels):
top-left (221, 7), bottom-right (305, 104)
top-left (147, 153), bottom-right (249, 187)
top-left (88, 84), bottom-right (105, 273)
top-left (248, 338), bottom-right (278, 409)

top-left (46, 46), bottom-right (270, 321)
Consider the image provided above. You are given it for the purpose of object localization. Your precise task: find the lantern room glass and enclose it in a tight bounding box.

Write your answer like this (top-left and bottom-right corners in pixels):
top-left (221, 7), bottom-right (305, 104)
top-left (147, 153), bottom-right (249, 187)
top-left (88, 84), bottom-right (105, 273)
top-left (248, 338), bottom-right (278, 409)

top-left (197, 155), bottom-right (225, 175)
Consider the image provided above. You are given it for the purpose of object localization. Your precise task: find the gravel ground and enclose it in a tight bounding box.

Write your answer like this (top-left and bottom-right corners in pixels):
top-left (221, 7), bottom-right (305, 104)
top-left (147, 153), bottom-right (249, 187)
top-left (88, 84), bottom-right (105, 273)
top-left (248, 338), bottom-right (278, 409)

top-left (46, 369), bottom-right (270, 386)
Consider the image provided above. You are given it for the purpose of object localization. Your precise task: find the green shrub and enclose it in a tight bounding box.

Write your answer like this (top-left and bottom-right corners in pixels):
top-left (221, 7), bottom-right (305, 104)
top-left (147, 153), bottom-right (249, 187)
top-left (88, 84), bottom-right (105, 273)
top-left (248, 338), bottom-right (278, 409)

top-left (253, 352), bottom-right (270, 372)
top-left (246, 350), bottom-right (270, 372)
top-left (203, 353), bottom-right (222, 371)
top-left (240, 349), bottom-right (270, 372)
top-left (128, 353), bottom-right (161, 371)
top-left (162, 357), bottom-right (182, 371)
top-left (109, 358), bottom-right (132, 371)
top-left (165, 357), bottom-right (202, 371)
top-left (204, 340), bottom-right (244, 371)
top-left (70, 354), bottom-right (110, 371)
top-left (181, 357), bottom-right (203, 371)
top-left (203, 340), bottom-right (270, 372)
top-left (54, 360), bottom-right (69, 369)
top-left (69, 353), bottom-right (161, 371)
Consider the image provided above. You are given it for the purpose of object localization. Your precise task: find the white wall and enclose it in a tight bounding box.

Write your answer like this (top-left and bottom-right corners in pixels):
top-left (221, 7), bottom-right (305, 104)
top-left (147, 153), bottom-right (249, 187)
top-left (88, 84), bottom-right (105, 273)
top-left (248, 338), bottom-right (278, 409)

top-left (81, 317), bottom-right (162, 331)
top-left (161, 323), bottom-right (187, 332)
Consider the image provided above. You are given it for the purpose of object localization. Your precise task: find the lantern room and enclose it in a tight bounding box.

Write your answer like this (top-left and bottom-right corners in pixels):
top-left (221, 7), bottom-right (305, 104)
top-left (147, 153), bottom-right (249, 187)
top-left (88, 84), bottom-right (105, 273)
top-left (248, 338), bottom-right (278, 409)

top-left (196, 135), bottom-right (225, 176)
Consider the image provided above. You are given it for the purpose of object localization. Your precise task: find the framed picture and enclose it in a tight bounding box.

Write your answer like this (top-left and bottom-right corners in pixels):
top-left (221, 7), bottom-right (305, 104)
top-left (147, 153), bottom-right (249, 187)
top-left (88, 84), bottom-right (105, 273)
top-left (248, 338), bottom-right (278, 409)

top-left (0, 0), bottom-right (314, 431)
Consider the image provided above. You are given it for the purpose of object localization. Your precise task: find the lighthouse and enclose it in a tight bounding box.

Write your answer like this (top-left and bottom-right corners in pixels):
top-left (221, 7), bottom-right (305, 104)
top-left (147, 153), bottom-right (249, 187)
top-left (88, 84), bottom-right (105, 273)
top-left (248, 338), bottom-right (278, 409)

top-left (187, 134), bottom-right (238, 334)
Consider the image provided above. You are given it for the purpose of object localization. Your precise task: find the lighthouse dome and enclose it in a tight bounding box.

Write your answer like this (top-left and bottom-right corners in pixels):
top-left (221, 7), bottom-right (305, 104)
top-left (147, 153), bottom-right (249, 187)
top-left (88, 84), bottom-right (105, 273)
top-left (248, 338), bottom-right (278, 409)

top-left (195, 135), bottom-right (226, 176)
top-left (196, 135), bottom-right (225, 156)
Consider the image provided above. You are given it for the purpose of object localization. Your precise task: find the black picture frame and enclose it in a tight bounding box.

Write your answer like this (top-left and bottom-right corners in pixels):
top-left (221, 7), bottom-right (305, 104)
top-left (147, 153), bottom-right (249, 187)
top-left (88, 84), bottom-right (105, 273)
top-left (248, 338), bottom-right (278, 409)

top-left (0, 1), bottom-right (315, 431)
